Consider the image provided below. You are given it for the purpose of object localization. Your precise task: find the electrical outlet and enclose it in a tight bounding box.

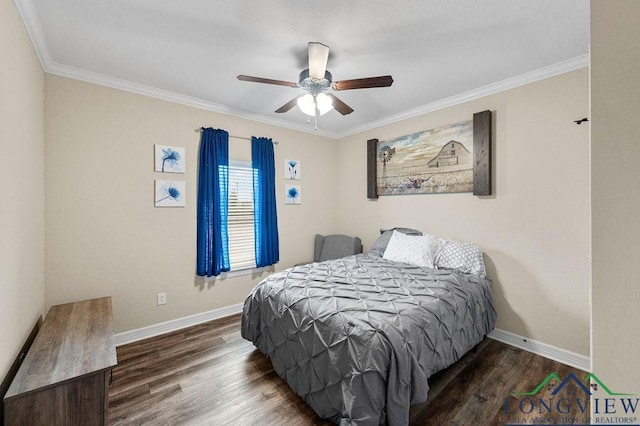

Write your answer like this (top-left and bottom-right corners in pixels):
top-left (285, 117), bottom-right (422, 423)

top-left (157, 292), bottom-right (167, 306)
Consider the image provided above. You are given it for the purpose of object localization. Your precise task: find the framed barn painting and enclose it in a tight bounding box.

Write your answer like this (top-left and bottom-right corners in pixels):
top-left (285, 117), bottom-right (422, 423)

top-left (376, 120), bottom-right (473, 195)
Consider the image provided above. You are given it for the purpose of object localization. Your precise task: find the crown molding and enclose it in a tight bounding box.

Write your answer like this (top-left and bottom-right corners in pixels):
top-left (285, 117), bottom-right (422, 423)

top-left (14, 0), bottom-right (51, 66)
top-left (16, 0), bottom-right (588, 141)
top-left (12, 0), bottom-right (338, 139)
top-left (45, 61), bottom-right (340, 139)
top-left (45, 54), bottom-right (588, 141)
top-left (335, 54), bottom-right (590, 139)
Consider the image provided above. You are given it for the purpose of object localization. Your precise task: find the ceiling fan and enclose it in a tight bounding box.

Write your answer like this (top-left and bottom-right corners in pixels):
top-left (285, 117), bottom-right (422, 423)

top-left (237, 42), bottom-right (393, 123)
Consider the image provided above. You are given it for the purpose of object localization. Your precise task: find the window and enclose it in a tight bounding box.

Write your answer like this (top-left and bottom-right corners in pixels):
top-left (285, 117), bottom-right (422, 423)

top-left (196, 130), bottom-right (278, 278)
top-left (227, 161), bottom-right (256, 270)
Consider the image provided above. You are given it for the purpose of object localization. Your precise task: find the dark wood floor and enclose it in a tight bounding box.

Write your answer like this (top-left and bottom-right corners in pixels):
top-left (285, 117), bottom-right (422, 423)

top-left (109, 314), bottom-right (589, 425)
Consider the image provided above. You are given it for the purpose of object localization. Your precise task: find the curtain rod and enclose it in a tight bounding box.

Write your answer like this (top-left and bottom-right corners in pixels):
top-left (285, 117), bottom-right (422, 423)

top-left (194, 128), bottom-right (279, 145)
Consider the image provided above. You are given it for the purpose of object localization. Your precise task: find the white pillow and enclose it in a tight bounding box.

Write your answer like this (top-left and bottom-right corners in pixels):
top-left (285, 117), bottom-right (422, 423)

top-left (435, 238), bottom-right (487, 277)
top-left (383, 230), bottom-right (439, 268)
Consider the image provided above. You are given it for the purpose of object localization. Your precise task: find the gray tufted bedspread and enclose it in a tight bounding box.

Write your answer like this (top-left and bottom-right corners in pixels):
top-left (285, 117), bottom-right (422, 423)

top-left (241, 253), bottom-right (496, 425)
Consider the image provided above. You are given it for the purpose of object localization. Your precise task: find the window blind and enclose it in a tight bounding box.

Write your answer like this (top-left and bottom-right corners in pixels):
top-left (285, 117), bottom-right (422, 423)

top-left (228, 163), bottom-right (256, 270)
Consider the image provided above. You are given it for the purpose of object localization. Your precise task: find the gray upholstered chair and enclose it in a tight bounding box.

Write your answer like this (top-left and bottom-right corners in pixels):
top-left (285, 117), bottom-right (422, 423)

top-left (314, 234), bottom-right (363, 262)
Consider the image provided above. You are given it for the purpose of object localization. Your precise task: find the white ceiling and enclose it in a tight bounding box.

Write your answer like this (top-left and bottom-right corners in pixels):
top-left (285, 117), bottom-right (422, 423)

top-left (17, 0), bottom-right (589, 138)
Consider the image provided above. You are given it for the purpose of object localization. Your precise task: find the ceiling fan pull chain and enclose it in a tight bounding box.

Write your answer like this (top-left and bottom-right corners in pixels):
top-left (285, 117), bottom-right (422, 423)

top-left (314, 113), bottom-right (318, 131)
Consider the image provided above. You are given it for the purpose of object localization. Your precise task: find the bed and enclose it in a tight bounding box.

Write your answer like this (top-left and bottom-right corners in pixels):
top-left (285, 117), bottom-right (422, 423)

top-left (241, 244), bottom-right (496, 425)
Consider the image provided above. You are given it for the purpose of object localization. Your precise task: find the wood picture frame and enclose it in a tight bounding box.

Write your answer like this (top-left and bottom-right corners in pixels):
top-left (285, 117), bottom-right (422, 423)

top-left (367, 138), bottom-right (378, 200)
top-left (366, 110), bottom-right (493, 197)
top-left (473, 110), bottom-right (492, 196)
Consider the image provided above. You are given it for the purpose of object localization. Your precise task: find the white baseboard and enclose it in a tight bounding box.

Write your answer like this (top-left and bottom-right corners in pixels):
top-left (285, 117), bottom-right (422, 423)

top-left (114, 303), bottom-right (244, 346)
top-left (488, 328), bottom-right (591, 372)
top-left (115, 308), bottom-right (591, 373)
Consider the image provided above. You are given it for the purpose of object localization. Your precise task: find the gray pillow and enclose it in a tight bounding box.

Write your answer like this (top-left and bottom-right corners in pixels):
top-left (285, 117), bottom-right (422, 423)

top-left (435, 238), bottom-right (487, 277)
top-left (369, 227), bottom-right (422, 257)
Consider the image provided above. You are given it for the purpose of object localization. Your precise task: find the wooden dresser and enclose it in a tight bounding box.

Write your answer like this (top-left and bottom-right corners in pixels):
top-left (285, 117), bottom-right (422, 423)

top-left (4, 297), bottom-right (117, 426)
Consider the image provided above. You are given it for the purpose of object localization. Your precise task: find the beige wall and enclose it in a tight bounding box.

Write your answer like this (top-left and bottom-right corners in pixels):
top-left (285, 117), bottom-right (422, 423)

top-left (44, 70), bottom-right (592, 356)
top-left (335, 70), bottom-right (591, 356)
top-left (0, 0), bottom-right (45, 379)
top-left (9, 0), bottom-right (638, 398)
top-left (44, 75), bottom-right (338, 332)
top-left (32, 18), bottom-right (592, 361)
top-left (591, 0), bottom-right (640, 392)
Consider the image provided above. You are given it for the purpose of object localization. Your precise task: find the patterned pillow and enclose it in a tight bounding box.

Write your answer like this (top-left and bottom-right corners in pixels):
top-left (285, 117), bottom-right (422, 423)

top-left (382, 231), bottom-right (439, 268)
top-left (436, 239), bottom-right (486, 277)
top-left (369, 227), bottom-right (422, 257)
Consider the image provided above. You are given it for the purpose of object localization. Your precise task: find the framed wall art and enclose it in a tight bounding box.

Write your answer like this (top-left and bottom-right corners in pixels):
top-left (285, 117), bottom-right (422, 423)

top-left (155, 180), bottom-right (185, 207)
top-left (376, 120), bottom-right (473, 196)
top-left (284, 159), bottom-right (301, 180)
top-left (284, 184), bottom-right (301, 204)
top-left (155, 145), bottom-right (185, 173)
top-left (367, 111), bottom-right (492, 198)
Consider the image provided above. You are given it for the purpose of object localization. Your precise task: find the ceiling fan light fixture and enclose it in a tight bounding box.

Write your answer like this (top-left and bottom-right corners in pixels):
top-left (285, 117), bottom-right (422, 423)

top-left (315, 93), bottom-right (333, 115)
top-left (297, 93), bottom-right (334, 116)
top-left (239, 42), bottom-right (393, 120)
top-left (297, 94), bottom-right (316, 116)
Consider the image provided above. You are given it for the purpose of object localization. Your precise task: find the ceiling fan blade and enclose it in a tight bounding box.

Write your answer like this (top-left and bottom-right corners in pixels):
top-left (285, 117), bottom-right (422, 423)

top-left (237, 75), bottom-right (298, 88)
top-left (308, 42), bottom-right (330, 79)
top-left (327, 94), bottom-right (354, 115)
top-left (275, 97), bottom-right (299, 113)
top-left (332, 75), bottom-right (394, 91)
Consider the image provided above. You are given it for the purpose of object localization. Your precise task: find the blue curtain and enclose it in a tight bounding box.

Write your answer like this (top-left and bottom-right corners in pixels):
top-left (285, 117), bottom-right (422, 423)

top-left (252, 137), bottom-right (279, 267)
top-left (197, 128), bottom-right (230, 277)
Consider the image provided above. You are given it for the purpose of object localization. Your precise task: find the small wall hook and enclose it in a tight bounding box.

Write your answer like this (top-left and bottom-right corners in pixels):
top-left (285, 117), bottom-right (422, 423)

top-left (574, 117), bottom-right (589, 125)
